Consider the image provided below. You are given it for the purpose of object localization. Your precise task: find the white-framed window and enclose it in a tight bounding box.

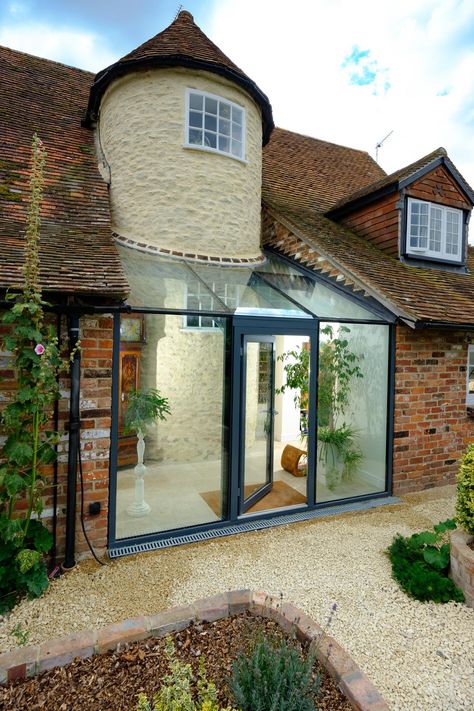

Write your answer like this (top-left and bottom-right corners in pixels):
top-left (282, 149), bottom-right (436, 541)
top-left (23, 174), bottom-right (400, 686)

top-left (185, 89), bottom-right (245, 160)
top-left (467, 345), bottom-right (474, 408)
top-left (184, 281), bottom-right (239, 329)
top-left (406, 198), bottom-right (463, 262)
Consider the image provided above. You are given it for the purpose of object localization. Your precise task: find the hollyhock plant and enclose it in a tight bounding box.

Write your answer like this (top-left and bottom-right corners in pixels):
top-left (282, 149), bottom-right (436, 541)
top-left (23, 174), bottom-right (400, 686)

top-left (34, 343), bottom-right (45, 355)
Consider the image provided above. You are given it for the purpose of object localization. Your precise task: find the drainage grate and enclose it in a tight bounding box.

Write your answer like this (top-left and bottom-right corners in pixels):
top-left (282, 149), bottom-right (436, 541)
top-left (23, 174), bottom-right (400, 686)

top-left (109, 496), bottom-right (400, 558)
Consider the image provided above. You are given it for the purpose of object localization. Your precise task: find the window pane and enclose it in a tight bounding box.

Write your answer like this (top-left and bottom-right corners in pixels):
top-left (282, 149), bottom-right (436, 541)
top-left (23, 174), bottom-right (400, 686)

top-left (219, 102), bottom-right (231, 119)
top-left (205, 97), bottom-right (218, 114)
top-left (115, 314), bottom-right (228, 539)
top-left (189, 93), bottom-right (203, 110)
top-left (204, 131), bottom-right (217, 148)
top-left (231, 139), bottom-right (242, 157)
top-left (186, 314), bottom-right (199, 328)
top-left (232, 106), bottom-right (243, 125)
top-left (232, 123), bottom-right (242, 141)
top-left (189, 111), bottom-right (202, 128)
top-left (204, 114), bottom-right (217, 131)
top-left (316, 322), bottom-right (388, 502)
top-left (218, 135), bottom-right (230, 152)
top-left (219, 118), bottom-right (230, 136)
top-left (188, 128), bottom-right (203, 145)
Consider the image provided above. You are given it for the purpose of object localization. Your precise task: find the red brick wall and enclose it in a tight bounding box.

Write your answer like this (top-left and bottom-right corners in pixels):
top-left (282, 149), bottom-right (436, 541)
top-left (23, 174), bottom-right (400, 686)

top-left (393, 324), bottom-right (474, 494)
top-left (0, 312), bottom-right (113, 562)
top-left (339, 193), bottom-right (400, 256)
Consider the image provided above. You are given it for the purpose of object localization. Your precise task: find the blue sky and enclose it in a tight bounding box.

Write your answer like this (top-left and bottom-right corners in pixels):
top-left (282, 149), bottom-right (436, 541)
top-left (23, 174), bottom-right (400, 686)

top-left (1, 0), bottom-right (474, 188)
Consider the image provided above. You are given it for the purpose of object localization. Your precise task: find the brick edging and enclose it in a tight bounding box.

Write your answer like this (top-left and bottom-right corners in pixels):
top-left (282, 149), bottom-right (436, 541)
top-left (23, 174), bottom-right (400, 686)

top-left (0, 590), bottom-right (389, 711)
top-left (450, 529), bottom-right (474, 607)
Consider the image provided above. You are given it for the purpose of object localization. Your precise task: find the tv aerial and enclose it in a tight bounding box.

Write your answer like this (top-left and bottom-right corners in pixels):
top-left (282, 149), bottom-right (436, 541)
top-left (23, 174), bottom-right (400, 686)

top-left (375, 130), bottom-right (393, 163)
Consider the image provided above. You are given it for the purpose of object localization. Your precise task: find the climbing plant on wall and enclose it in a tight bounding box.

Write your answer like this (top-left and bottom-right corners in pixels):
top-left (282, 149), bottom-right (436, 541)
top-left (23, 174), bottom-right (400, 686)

top-left (0, 134), bottom-right (65, 611)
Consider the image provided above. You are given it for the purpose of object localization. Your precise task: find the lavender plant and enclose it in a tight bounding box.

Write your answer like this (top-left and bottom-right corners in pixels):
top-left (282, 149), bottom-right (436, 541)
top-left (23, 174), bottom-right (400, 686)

top-left (0, 134), bottom-right (65, 611)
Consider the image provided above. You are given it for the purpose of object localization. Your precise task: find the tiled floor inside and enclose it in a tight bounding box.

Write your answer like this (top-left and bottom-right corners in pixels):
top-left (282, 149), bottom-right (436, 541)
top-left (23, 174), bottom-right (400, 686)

top-left (115, 439), bottom-right (382, 540)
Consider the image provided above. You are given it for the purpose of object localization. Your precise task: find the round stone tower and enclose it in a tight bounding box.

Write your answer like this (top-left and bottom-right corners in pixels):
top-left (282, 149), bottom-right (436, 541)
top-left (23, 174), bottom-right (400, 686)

top-left (85, 11), bottom-right (274, 263)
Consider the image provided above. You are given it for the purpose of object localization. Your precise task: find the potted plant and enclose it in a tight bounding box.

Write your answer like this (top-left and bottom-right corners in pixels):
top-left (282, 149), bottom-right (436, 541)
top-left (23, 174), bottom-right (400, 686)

top-left (278, 325), bottom-right (364, 488)
top-left (123, 388), bottom-right (171, 516)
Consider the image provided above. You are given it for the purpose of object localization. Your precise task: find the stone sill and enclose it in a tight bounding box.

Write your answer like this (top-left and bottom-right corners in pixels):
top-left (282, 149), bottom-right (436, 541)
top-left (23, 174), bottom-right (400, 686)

top-left (0, 590), bottom-right (389, 710)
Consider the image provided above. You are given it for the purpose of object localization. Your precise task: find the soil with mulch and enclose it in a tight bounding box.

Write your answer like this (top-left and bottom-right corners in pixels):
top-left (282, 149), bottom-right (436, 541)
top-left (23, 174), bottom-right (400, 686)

top-left (0, 613), bottom-right (352, 710)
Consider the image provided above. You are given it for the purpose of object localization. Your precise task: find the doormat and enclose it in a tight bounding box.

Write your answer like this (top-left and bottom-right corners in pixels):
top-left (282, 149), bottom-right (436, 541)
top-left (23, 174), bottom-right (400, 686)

top-left (200, 479), bottom-right (307, 517)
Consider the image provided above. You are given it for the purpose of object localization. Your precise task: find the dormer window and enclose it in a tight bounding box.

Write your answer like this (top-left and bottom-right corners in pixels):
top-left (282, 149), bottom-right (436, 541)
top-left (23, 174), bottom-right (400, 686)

top-left (406, 198), bottom-right (463, 262)
top-left (185, 90), bottom-right (245, 160)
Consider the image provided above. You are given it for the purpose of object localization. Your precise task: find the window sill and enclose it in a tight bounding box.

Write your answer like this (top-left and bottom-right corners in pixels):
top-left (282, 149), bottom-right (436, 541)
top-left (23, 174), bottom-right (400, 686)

top-left (183, 143), bottom-right (248, 164)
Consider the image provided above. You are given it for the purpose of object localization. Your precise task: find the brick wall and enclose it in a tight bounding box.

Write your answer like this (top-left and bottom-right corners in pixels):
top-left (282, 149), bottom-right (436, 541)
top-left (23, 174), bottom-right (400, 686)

top-left (393, 324), bottom-right (474, 494)
top-left (0, 312), bottom-right (113, 563)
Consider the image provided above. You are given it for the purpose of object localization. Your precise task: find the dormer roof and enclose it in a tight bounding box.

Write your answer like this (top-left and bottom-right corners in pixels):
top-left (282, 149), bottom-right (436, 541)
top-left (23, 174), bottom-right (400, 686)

top-left (84, 10), bottom-right (274, 144)
top-left (328, 147), bottom-right (474, 218)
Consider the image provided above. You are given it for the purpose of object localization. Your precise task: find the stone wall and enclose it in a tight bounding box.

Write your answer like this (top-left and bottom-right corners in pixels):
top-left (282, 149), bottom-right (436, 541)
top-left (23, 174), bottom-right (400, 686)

top-left (393, 324), bottom-right (474, 494)
top-left (98, 67), bottom-right (263, 260)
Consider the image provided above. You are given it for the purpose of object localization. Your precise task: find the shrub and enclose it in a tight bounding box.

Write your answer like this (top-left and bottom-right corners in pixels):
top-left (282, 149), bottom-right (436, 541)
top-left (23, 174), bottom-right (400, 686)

top-left (230, 631), bottom-right (320, 711)
top-left (455, 444), bottom-right (474, 535)
top-left (387, 519), bottom-right (464, 603)
top-left (136, 637), bottom-right (237, 711)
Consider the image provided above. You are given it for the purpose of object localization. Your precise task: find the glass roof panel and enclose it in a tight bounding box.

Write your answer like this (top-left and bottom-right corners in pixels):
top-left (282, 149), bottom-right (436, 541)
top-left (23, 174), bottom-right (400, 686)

top-left (257, 254), bottom-right (382, 320)
top-left (118, 243), bottom-right (384, 320)
top-left (190, 261), bottom-right (308, 317)
top-left (117, 244), bottom-right (227, 311)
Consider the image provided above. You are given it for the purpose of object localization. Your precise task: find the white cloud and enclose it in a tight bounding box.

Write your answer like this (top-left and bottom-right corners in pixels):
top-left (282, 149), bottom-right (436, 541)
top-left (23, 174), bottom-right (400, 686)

top-left (209, 0), bottom-right (474, 189)
top-left (0, 23), bottom-right (117, 72)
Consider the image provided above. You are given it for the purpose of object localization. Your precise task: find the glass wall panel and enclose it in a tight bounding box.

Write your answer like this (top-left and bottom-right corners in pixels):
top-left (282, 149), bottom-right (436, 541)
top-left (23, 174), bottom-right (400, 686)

top-left (114, 313), bottom-right (228, 539)
top-left (316, 322), bottom-right (388, 502)
top-left (258, 254), bottom-right (382, 320)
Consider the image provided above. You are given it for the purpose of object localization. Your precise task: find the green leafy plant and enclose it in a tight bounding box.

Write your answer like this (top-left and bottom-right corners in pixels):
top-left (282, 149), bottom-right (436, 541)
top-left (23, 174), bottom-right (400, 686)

top-left (277, 325), bottom-right (364, 486)
top-left (455, 444), bottom-right (474, 534)
top-left (318, 425), bottom-right (363, 491)
top-left (0, 134), bottom-right (68, 611)
top-left (136, 637), bottom-right (237, 711)
top-left (123, 388), bottom-right (171, 437)
top-left (387, 519), bottom-right (464, 603)
top-left (10, 622), bottom-right (30, 646)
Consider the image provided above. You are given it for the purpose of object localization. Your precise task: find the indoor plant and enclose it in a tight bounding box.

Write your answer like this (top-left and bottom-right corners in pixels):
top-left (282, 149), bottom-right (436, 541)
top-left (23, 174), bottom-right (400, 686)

top-left (278, 325), bottom-right (364, 488)
top-left (123, 388), bottom-right (171, 516)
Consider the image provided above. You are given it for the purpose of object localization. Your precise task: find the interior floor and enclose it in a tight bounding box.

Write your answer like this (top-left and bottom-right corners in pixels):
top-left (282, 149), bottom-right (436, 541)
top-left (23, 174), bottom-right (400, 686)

top-left (115, 439), bottom-right (381, 540)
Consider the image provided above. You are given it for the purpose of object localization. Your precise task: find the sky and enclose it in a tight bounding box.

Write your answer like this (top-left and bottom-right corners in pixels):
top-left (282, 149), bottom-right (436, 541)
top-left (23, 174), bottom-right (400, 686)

top-left (1, 0), bottom-right (474, 187)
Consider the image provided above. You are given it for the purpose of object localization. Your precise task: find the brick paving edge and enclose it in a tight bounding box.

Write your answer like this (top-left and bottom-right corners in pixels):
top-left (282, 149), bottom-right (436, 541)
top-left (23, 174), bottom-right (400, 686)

top-left (0, 589), bottom-right (389, 710)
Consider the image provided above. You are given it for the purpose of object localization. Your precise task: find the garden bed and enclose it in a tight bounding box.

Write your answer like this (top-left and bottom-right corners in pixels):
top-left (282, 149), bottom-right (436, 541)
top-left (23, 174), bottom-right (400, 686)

top-left (0, 614), bottom-right (352, 710)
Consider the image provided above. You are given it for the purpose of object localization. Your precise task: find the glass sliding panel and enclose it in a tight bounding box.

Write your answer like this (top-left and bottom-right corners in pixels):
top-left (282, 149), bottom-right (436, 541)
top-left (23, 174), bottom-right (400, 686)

top-left (316, 322), bottom-right (388, 502)
top-left (258, 254), bottom-right (382, 320)
top-left (114, 313), bottom-right (228, 539)
top-left (241, 333), bottom-right (309, 515)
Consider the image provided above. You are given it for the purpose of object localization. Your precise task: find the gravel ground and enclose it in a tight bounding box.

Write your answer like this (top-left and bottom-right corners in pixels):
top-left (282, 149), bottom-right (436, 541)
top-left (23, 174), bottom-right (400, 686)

top-left (1, 485), bottom-right (473, 710)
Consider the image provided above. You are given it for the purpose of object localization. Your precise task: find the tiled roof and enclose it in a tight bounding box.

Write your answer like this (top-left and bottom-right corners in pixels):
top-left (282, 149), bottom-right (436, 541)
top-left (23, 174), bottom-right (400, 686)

top-left (263, 199), bottom-right (474, 326)
top-left (0, 45), bottom-right (128, 298)
top-left (262, 128), bottom-right (386, 213)
top-left (262, 129), bottom-right (474, 326)
top-left (85, 11), bottom-right (274, 144)
top-left (329, 147), bottom-right (474, 214)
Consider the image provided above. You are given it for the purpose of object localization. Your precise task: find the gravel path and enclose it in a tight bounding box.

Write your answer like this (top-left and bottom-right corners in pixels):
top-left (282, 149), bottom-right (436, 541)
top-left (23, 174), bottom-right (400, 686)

top-left (1, 485), bottom-right (473, 710)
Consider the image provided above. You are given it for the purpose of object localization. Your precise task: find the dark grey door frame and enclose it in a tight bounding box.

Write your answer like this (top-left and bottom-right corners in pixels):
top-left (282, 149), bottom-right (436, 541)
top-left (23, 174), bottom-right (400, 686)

top-left (229, 316), bottom-right (318, 522)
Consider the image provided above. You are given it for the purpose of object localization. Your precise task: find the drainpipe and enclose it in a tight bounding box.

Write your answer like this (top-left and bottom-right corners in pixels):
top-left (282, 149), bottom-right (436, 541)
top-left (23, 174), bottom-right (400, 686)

top-left (63, 313), bottom-right (81, 571)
